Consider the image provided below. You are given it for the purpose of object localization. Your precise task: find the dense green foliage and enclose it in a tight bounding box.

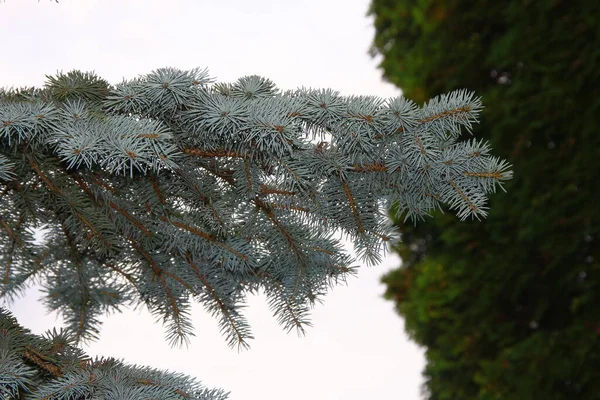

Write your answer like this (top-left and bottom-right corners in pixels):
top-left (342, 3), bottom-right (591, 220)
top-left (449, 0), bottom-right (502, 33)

top-left (370, 0), bottom-right (600, 398)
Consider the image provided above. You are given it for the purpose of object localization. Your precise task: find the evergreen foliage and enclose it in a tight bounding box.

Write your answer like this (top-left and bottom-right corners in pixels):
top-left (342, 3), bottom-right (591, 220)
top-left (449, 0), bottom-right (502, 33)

top-left (0, 308), bottom-right (228, 399)
top-left (0, 67), bottom-right (510, 397)
top-left (369, 0), bottom-right (600, 398)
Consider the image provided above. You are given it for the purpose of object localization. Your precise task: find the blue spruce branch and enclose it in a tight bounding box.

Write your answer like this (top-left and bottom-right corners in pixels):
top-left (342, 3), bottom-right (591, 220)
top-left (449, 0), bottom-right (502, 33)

top-left (0, 67), bottom-right (512, 399)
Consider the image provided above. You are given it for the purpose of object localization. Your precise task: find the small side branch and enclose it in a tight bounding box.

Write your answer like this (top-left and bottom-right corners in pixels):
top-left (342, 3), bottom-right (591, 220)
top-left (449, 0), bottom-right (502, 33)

top-left (464, 171), bottom-right (503, 179)
top-left (162, 218), bottom-right (249, 261)
top-left (417, 105), bottom-right (472, 125)
top-left (348, 162), bottom-right (388, 172)
top-left (24, 345), bottom-right (63, 378)
top-left (183, 148), bottom-right (243, 158)
top-left (128, 238), bottom-right (187, 319)
top-left (72, 175), bottom-right (153, 238)
top-left (185, 253), bottom-right (246, 347)
top-left (341, 180), bottom-right (365, 234)
top-left (259, 184), bottom-right (296, 196)
top-left (449, 180), bottom-right (478, 213)
top-left (253, 198), bottom-right (302, 257)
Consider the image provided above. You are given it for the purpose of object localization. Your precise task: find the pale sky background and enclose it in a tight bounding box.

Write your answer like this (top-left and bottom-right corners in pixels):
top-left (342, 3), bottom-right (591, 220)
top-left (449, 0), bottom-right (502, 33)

top-left (0, 1), bottom-right (425, 399)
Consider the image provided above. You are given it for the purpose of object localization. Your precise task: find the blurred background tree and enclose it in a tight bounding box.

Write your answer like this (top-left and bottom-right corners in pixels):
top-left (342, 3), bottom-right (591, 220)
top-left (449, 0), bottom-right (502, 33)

top-left (369, 0), bottom-right (600, 398)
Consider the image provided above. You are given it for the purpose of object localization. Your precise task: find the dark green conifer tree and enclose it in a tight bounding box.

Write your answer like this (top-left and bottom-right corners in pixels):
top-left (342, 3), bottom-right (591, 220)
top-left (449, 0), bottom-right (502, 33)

top-left (369, 0), bottom-right (600, 398)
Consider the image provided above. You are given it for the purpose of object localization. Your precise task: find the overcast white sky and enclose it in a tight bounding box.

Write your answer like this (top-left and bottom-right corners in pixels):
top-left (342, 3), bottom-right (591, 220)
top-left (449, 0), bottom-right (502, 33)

top-left (0, 1), bottom-right (425, 399)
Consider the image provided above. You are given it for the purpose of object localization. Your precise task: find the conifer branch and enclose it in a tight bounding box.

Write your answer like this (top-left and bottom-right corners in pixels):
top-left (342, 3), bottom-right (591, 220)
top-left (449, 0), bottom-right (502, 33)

top-left (0, 307), bottom-right (226, 399)
top-left (128, 239), bottom-right (185, 326)
top-left (23, 345), bottom-right (63, 378)
top-left (148, 175), bottom-right (166, 205)
top-left (166, 218), bottom-right (249, 262)
top-left (349, 162), bottom-right (388, 172)
top-left (0, 215), bottom-right (24, 250)
top-left (185, 254), bottom-right (248, 349)
top-left (183, 148), bottom-right (243, 158)
top-left (341, 179), bottom-right (366, 234)
top-left (259, 184), bottom-right (296, 196)
top-left (253, 197), bottom-right (308, 301)
top-left (0, 67), bottom-right (511, 364)
top-left (71, 174), bottom-right (153, 238)
top-left (449, 180), bottom-right (479, 216)
top-left (417, 105), bottom-right (472, 125)
top-left (464, 171), bottom-right (503, 179)
top-left (253, 198), bottom-right (301, 255)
